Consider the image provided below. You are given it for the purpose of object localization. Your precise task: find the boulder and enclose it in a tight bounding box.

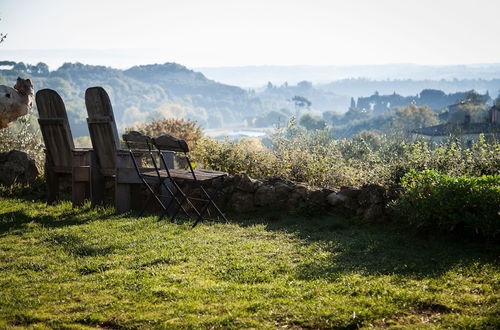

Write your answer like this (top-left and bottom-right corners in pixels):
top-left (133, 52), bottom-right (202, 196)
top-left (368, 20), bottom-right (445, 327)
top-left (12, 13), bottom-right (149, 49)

top-left (362, 204), bottom-right (387, 222)
top-left (287, 184), bottom-right (310, 206)
top-left (338, 186), bottom-right (362, 210)
top-left (254, 185), bottom-right (275, 207)
top-left (338, 186), bottom-right (362, 199)
top-left (274, 181), bottom-right (293, 205)
top-left (326, 192), bottom-right (348, 206)
top-left (229, 191), bottom-right (255, 213)
top-left (234, 173), bottom-right (258, 193)
top-left (0, 150), bottom-right (38, 185)
top-left (358, 184), bottom-right (386, 206)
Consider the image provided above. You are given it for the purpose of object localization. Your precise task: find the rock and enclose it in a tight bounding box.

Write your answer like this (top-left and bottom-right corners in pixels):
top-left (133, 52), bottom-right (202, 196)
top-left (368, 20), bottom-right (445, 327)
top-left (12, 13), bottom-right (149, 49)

top-left (362, 204), bottom-right (387, 222)
top-left (0, 150), bottom-right (38, 185)
top-left (274, 181), bottom-right (292, 195)
top-left (222, 175), bottom-right (235, 188)
top-left (358, 184), bottom-right (386, 206)
top-left (234, 173), bottom-right (257, 193)
top-left (220, 173), bottom-right (391, 219)
top-left (254, 185), bottom-right (275, 207)
top-left (338, 186), bottom-right (362, 210)
top-left (326, 192), bottom-right (348, 206)
top-left (274, 181), bottom-right (293, 205)
top-left (229, 191), bottom-right (255, 212)
top-left (339, 186), bottom-right (362, 199)
top-left (288, 184), bottom-right (310, 205)
top-left (307, 189), bottom-right (326, 205)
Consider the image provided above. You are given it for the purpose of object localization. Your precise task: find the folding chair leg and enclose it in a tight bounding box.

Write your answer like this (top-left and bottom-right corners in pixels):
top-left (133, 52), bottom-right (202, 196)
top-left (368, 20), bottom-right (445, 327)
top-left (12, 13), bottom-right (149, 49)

top-left (157, 180), bottom-right (191, 221)
top-left (192, 178), bottom-right (227, 227)
top-left (168, 181), bottom-right (202, 222)
top-left (138, 194), bottom-right (155, 218)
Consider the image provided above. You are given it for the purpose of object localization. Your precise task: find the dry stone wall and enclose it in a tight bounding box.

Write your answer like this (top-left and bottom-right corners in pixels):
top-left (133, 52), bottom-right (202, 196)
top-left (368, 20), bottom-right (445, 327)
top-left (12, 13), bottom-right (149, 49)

top-left (213, 173), bottom-right (397, 220)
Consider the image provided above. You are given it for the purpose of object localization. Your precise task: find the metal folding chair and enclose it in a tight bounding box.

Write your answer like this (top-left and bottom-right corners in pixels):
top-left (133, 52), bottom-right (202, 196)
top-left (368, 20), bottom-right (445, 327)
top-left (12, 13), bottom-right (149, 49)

top-left (152, 133), bottom-right (228, 227)
top-left (122, 131), bottom-right (190, 219)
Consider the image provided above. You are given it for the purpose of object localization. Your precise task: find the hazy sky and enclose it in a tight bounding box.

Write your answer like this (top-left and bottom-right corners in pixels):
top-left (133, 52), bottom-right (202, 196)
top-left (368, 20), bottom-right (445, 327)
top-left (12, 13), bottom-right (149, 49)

top-left (1, 0), bottom-right (499, 69)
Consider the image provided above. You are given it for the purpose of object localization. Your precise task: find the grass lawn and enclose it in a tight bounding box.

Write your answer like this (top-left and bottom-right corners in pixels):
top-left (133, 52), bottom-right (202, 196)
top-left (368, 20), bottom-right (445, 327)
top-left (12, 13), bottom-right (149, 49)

top-left (0, 197), bottom-right (498, 329)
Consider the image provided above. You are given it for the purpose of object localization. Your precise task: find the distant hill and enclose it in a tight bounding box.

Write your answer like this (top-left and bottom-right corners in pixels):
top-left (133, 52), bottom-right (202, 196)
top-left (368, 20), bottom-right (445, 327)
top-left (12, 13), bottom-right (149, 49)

top-left (0, 61), bottom-right (265, 136)
top-left (1, 60), bottom-right (499, 137)
top-left (197, 64), bottom-right (500, 87)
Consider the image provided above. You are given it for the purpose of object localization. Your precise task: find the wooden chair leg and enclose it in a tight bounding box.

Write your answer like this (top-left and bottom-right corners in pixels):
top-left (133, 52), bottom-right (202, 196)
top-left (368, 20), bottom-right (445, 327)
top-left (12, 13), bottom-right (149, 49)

top-left (90, 152), bottom-right (104, 207)
top-left (45, 165), bottom-right (58, 204)
top-left (115, 181), bottom-right (131, 214)
top-left (72, 180), bottom-right (86, 207)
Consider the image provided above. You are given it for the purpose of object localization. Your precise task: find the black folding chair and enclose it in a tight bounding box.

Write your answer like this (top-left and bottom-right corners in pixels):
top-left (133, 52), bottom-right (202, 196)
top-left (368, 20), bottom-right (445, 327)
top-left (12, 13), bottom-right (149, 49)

top-left (152, 133), bottom-right (228, 227)
top-left (122, 131), bottom-right (190, 219)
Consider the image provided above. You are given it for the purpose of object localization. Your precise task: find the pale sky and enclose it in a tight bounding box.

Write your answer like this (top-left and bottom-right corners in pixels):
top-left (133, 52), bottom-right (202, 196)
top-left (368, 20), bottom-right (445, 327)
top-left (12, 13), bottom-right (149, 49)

top-left (1, 0), bottom-right (500, 69)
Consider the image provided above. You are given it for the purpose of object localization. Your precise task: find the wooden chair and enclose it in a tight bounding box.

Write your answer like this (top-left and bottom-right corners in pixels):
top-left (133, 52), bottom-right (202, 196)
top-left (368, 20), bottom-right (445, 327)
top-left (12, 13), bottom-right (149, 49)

top-left (36, 89), bottom-right (91, 205)
top-left (84, 86), bottom-right (135, 212)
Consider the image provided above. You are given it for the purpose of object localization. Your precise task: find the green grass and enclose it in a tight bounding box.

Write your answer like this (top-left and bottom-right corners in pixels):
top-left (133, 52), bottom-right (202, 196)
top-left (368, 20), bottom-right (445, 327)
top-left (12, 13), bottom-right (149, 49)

top-left (0, 198), bottom-right (498, 329)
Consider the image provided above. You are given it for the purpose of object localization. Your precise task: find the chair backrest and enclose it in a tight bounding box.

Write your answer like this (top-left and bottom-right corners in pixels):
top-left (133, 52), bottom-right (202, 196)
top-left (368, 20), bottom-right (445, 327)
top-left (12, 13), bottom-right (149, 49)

top-left (85, 87), bottom-right (120, 171)
top-left (36, 89), bottom-right (75, 168)
top-left (122, 131), bottom-right (153, 150)
top-left (152, 134), bottom-right (189, 153)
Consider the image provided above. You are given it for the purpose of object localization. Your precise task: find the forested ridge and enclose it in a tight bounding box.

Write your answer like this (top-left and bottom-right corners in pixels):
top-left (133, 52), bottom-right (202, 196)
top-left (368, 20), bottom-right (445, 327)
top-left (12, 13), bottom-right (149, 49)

top-left (1, 60), bottom-right (499, 137)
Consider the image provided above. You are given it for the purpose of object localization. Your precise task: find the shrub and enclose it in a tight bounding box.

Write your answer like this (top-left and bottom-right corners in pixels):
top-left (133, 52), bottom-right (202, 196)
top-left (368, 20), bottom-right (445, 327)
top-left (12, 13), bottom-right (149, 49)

top-left (192, 118), bottom-right (500, 190)
top-left (390, 170), bottom-right (500, 238)
top-left (127, 118), bottom-right (203, 149)
top-left (193, 137), bottom-right (278, 178)
top-left (0, 114), bottom-right (45, 171)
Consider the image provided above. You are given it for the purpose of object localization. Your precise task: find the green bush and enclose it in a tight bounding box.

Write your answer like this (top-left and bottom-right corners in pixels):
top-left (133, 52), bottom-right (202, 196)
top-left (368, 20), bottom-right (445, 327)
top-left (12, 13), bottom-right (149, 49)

top-left (193, 137), bottom-right (278, 178)
top-left (193, 119), bottom-right (500, 189)
top-left (127, 118), bottom-right (203, 149)
top-left (391, 170), bottom-right (500, 238)
top-left (0, 114), bottom-right (45, 171)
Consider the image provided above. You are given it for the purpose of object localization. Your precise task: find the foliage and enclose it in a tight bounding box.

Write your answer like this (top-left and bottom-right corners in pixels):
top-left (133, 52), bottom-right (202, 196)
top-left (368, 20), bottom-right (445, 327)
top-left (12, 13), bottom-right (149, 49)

top-left (391, 170), bottom-right (500, 238)
top-left (389, 104), bottom-right (439, 131)
top-left (291, 95), bottom-right (312, 109)
top-left (322, 110), bottom-right (343, 124)
top-left (194, 119), bottom-right (500, 189)
top-left (0, 61), bottom-right (265, 134)
top-left (0, 114), bottom-right (45, 171)
top-left (193, 137), bottom-right (277, 177)
top-left (449, 102), bottom-right (489, 124)
top-left (0, 198), bottom-right (499, 328)
top-left (299, 113), bottom-right (326, 130)
top-left (127, 118), bottom-right (203, 149)
top-left (253, 109), bottom-right (290, 128)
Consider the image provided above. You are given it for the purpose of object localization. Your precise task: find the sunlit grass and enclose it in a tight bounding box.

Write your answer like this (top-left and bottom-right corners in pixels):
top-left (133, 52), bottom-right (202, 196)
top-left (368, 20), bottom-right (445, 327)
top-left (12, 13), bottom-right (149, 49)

top-left (0, 198), bottom-right (498, 328)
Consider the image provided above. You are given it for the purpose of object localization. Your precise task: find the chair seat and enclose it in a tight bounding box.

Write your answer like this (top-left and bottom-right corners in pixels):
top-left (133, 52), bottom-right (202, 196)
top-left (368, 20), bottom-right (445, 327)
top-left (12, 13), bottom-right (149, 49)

top-left (142, 168), bottom-right (227, 181)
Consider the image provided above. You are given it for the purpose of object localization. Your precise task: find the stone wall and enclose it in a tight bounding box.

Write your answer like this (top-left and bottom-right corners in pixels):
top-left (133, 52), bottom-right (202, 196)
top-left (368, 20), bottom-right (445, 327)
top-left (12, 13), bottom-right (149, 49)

top-left (213, 173), bottom-right (398, 220)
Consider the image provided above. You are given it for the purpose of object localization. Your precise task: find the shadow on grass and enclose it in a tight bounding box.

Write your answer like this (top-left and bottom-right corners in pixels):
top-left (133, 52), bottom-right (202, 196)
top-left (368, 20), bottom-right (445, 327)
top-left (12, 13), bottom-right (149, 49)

top-left (0, 177), bottom-right (48, 203)
top-left (0, 203), bottom-right (115, 235)
top-left (229, 209), bottom-right (500, 279)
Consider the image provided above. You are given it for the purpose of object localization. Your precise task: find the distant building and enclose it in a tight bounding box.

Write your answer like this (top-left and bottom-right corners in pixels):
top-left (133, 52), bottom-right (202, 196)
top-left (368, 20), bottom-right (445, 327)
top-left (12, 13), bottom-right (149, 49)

top-left (412, 106), bottom-right (500, 144)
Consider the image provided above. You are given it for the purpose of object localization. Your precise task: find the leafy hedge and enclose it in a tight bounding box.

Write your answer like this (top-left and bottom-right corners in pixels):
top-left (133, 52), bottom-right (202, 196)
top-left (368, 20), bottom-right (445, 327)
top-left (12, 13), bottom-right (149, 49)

top-left (193, 121), bottom-right (500, 189)
top-left (391, 170), bottom-right (500, 238)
